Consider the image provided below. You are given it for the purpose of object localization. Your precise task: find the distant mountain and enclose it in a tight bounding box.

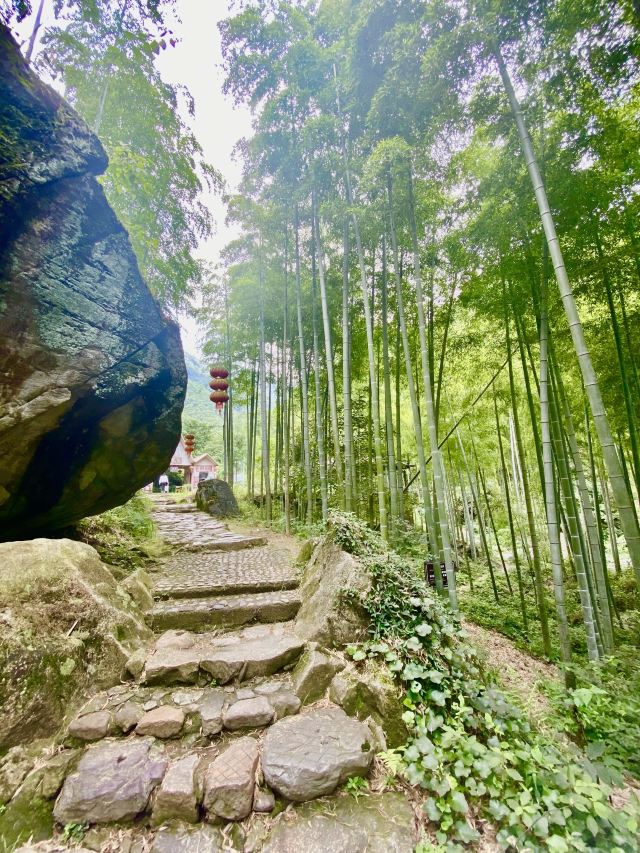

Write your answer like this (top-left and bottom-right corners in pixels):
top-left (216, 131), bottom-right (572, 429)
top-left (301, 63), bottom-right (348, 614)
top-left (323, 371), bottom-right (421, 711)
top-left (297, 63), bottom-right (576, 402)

top-left (184, 352), bottom-right (209, 386)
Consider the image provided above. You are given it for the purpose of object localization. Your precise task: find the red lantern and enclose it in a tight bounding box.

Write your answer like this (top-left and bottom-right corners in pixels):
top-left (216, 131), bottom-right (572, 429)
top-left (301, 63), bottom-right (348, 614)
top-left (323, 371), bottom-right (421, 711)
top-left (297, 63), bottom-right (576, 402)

top-left (183, 433), bottom-right (195, 455)
top-left (209, 378), bottom-right (229, 391)
top-left (210, 389), bottom-right (229, 414)
top-left (209, 364), bottom-right (229, 379)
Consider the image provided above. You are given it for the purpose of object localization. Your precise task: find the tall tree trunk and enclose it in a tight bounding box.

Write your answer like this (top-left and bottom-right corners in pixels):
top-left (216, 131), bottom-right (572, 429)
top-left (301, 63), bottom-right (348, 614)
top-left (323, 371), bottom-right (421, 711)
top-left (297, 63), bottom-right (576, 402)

top-left (342, 218), bottom-right (355, 511)
top-left (283, 228), bottom-right (291, 533)
top-left (25, 0), bottom-right (45, 62)
top-left (595, 229), bottom-right (640, 500)
top-left (294, 206), bottom-right (313, 523)
top-left (313, 191), bottom-right (343, 496)
top-left (381, 236), bottom-right (399, 529)
top-left (539, 270), bottom-right (571, 666)
top-left (407, 166), bottom-right (456, 610)
top-left (258, 237), bottom-right (271, 523)
top-left (344, 152), bottom-right (388, 540)
top-left (387, 173), bottom-right (437, 558)
top-left (507, 310), bottom-right (552, 656)
top-left (311, 230), bottom-right (328, 522)
top-left (495, 45), bottom-right (640, 589)
top-left (494, 390), bottom-right (528, 631)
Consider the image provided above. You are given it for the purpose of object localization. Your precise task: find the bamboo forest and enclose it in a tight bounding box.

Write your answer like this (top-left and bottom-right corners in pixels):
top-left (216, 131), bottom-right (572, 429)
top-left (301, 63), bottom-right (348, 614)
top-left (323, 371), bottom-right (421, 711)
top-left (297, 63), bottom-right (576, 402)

top-left (1, 1), bottom-right (639, 852)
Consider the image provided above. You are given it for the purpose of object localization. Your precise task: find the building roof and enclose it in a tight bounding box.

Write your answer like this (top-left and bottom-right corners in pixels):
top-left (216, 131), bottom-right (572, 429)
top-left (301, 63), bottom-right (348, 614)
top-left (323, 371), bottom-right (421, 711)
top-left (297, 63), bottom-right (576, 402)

top-left (192, 453), bottom-right (217, 465)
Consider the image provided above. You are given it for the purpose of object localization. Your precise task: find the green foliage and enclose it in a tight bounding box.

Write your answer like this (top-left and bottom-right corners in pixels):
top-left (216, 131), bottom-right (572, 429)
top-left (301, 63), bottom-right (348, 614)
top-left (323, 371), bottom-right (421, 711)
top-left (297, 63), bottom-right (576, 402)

top-left (329, 512), bottom-right (640, 851)
top-left (61, 822), bottom-right (88, 843)
top-left (76, 493), bottom-right (163, 576)
top-left (344, 775), bottom-right (369, 799)
top-left (37, 1), bottom-right (221, 309)
top-left (543, 653), bottom-right (640, 779)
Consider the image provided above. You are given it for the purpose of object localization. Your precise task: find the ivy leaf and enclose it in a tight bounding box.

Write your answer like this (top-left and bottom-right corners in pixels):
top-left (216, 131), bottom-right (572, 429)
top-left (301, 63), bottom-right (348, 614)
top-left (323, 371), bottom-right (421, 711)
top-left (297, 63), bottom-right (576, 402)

top-left (546, 836), bottom-right (569, 853)
top-left (450, 791), bottom-right (469, 814)
top-left (415, 622), bottom-right (432, 636)
top-left (423, 797), bottom-right (441, 822)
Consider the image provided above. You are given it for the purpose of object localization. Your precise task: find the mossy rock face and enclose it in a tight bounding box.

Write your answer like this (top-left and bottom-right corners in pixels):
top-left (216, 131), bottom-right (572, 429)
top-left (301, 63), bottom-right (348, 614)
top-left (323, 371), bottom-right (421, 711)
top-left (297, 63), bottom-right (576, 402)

top-left (330, 661), bottom-right (408, 748)
top-left (0, 25), bottom-right (186, 539)
top-left (0, 790), bottom-right (54, 851)
top-left (0, 538), bottom-right (152, 752)
top-left (195, 479), bottom-right (239, 518)
top-left (294, 539), bottom-right (371, 648)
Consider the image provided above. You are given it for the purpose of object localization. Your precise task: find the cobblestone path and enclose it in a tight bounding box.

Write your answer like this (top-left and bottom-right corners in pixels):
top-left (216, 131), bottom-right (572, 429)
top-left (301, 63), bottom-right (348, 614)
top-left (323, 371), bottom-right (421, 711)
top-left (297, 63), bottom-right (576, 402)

top-left (147, 498), bottom-right (302, 632)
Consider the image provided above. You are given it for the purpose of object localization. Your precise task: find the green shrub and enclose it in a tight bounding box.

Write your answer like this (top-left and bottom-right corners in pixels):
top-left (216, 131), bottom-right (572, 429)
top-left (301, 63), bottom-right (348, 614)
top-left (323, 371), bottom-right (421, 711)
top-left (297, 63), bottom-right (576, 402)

top-left (329, 511), bottom-right (639, 852)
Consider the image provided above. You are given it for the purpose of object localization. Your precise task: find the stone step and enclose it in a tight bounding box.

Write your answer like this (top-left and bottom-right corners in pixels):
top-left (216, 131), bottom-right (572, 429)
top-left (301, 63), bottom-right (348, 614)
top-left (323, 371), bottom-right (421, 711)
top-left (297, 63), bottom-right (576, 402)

top-left (153, 548), bottom-right (299, 600)
top-left (64, 674), bottom-right (302, 745)
top-left (147, 589), bottom-right (301, 632)
top-left (141, 623), bottom-right (305, 685)
top-left (49, 708), bottom-right (404, 849)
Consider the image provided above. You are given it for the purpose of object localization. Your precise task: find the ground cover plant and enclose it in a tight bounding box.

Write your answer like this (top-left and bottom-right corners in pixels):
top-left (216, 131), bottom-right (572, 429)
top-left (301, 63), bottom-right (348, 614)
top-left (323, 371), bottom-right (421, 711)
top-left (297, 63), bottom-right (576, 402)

top-left (331, 512), bottom-right (639, 852)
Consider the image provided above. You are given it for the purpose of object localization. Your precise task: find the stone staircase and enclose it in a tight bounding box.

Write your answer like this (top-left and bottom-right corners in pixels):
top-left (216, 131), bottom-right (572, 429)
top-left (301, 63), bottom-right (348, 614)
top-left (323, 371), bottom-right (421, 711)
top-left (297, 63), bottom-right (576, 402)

top-left (147, 500), bottom-right (302, 632)
top-left (5, 498), bottom-right (416, 853)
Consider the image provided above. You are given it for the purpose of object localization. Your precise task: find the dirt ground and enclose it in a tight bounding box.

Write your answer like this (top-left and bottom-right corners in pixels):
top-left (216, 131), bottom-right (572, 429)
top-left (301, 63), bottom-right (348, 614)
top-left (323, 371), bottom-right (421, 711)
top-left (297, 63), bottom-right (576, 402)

top-left (461, 621), bottom-right (562, 724)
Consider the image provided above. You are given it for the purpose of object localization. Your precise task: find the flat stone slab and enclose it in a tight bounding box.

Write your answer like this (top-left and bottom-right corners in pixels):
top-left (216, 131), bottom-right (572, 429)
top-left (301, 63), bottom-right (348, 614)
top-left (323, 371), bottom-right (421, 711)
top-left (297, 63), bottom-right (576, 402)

top-left (151, 825), bottom-right (226, 853)
top-left (54, 738), bottom-right (166, 824)
top-left (148, 589), bottom-right (301, 632)
top-left (203, 736), bottom-right (259, 821)
top-left (143, 623), bottom-right (304, 686)
top-left (261, 791), bottom-right (416, 852)
top-left (262, 707), bottom-right (373, 802)
top-left (152, 506), bottom-right (267, 553)
top-left (154, 548), bottom-right (298, 599)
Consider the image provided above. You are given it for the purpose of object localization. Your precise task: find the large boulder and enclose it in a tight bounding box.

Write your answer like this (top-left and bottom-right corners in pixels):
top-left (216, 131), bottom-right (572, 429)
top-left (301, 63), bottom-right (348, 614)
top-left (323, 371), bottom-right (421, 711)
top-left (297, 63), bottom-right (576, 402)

top-left (294, 538), bottom-right (371, 648)
top-left (196, 479), bottom-right (239, 518)
top-left (53, 738), bottom-right (167, 824)
top-left (0, 538), bottom-right (153, 752)
top-left (0, 26), bottom-right (186, 539)
top-left (261, 707), bottom-right (373, 802)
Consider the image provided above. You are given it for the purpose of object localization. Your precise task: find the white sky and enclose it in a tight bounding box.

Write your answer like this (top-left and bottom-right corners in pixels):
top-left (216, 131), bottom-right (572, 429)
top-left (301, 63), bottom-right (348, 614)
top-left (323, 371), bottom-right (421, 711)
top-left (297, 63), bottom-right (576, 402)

top-left (18, 0), bottom-right (253, 359)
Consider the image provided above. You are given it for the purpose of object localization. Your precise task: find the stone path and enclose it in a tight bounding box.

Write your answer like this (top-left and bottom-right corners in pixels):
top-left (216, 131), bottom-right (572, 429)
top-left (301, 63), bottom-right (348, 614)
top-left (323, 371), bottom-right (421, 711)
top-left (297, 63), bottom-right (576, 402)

top-left (147, 499), bottom-right (302, 632)
top-left (3, 497), bottom-right (417, 853)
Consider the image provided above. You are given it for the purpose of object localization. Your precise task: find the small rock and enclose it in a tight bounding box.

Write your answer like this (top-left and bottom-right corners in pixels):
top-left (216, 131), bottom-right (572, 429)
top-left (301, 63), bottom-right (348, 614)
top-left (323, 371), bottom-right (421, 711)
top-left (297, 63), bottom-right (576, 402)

top-left (260, 790), bottom-right (416, 852)
top-left (68, 710), bottom-right (112, 741)
top-left (269, 691), bottom-right (301, 720)
top-left (155, 630), bottom-right (196, 650)
top-left (144, 699), bottom-right (159, 711)
top-left (262, 707), bottom-right (373, 802)
top-left (125, 648), bottom-right (147, 679)
top-left (235, 687), bottom-right (256, 700)
top-left (223, 696), bottom-right (274, 731)
top-left (172, 689), bottom-right (204, 706)
top-left (143, 647), bottom-right (201, 685)
top-left (54, 738), bottom-right (167, 824)
top-left (253, 787), bottom-right (275, 813)
top-left (292, 648), bottom-right (343, 704)
top-left (203, 736), bottom-right (259, 821)
top-left (153, 753), bottom-right (201, 824)
top-left (199, 689), bottom-right (226, 736)
top-left (255, 680), bottom-right (284, 695)
top-left (136, 706), bottom-right (185, 739)
top-left (114, 701), bottom-right (144, 733)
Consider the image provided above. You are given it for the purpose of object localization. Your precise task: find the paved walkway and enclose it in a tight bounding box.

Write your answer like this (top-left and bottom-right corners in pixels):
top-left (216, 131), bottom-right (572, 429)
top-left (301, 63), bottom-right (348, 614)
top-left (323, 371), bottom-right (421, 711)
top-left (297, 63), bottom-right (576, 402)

top-left (147, 498), bottom-right (302, 632)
